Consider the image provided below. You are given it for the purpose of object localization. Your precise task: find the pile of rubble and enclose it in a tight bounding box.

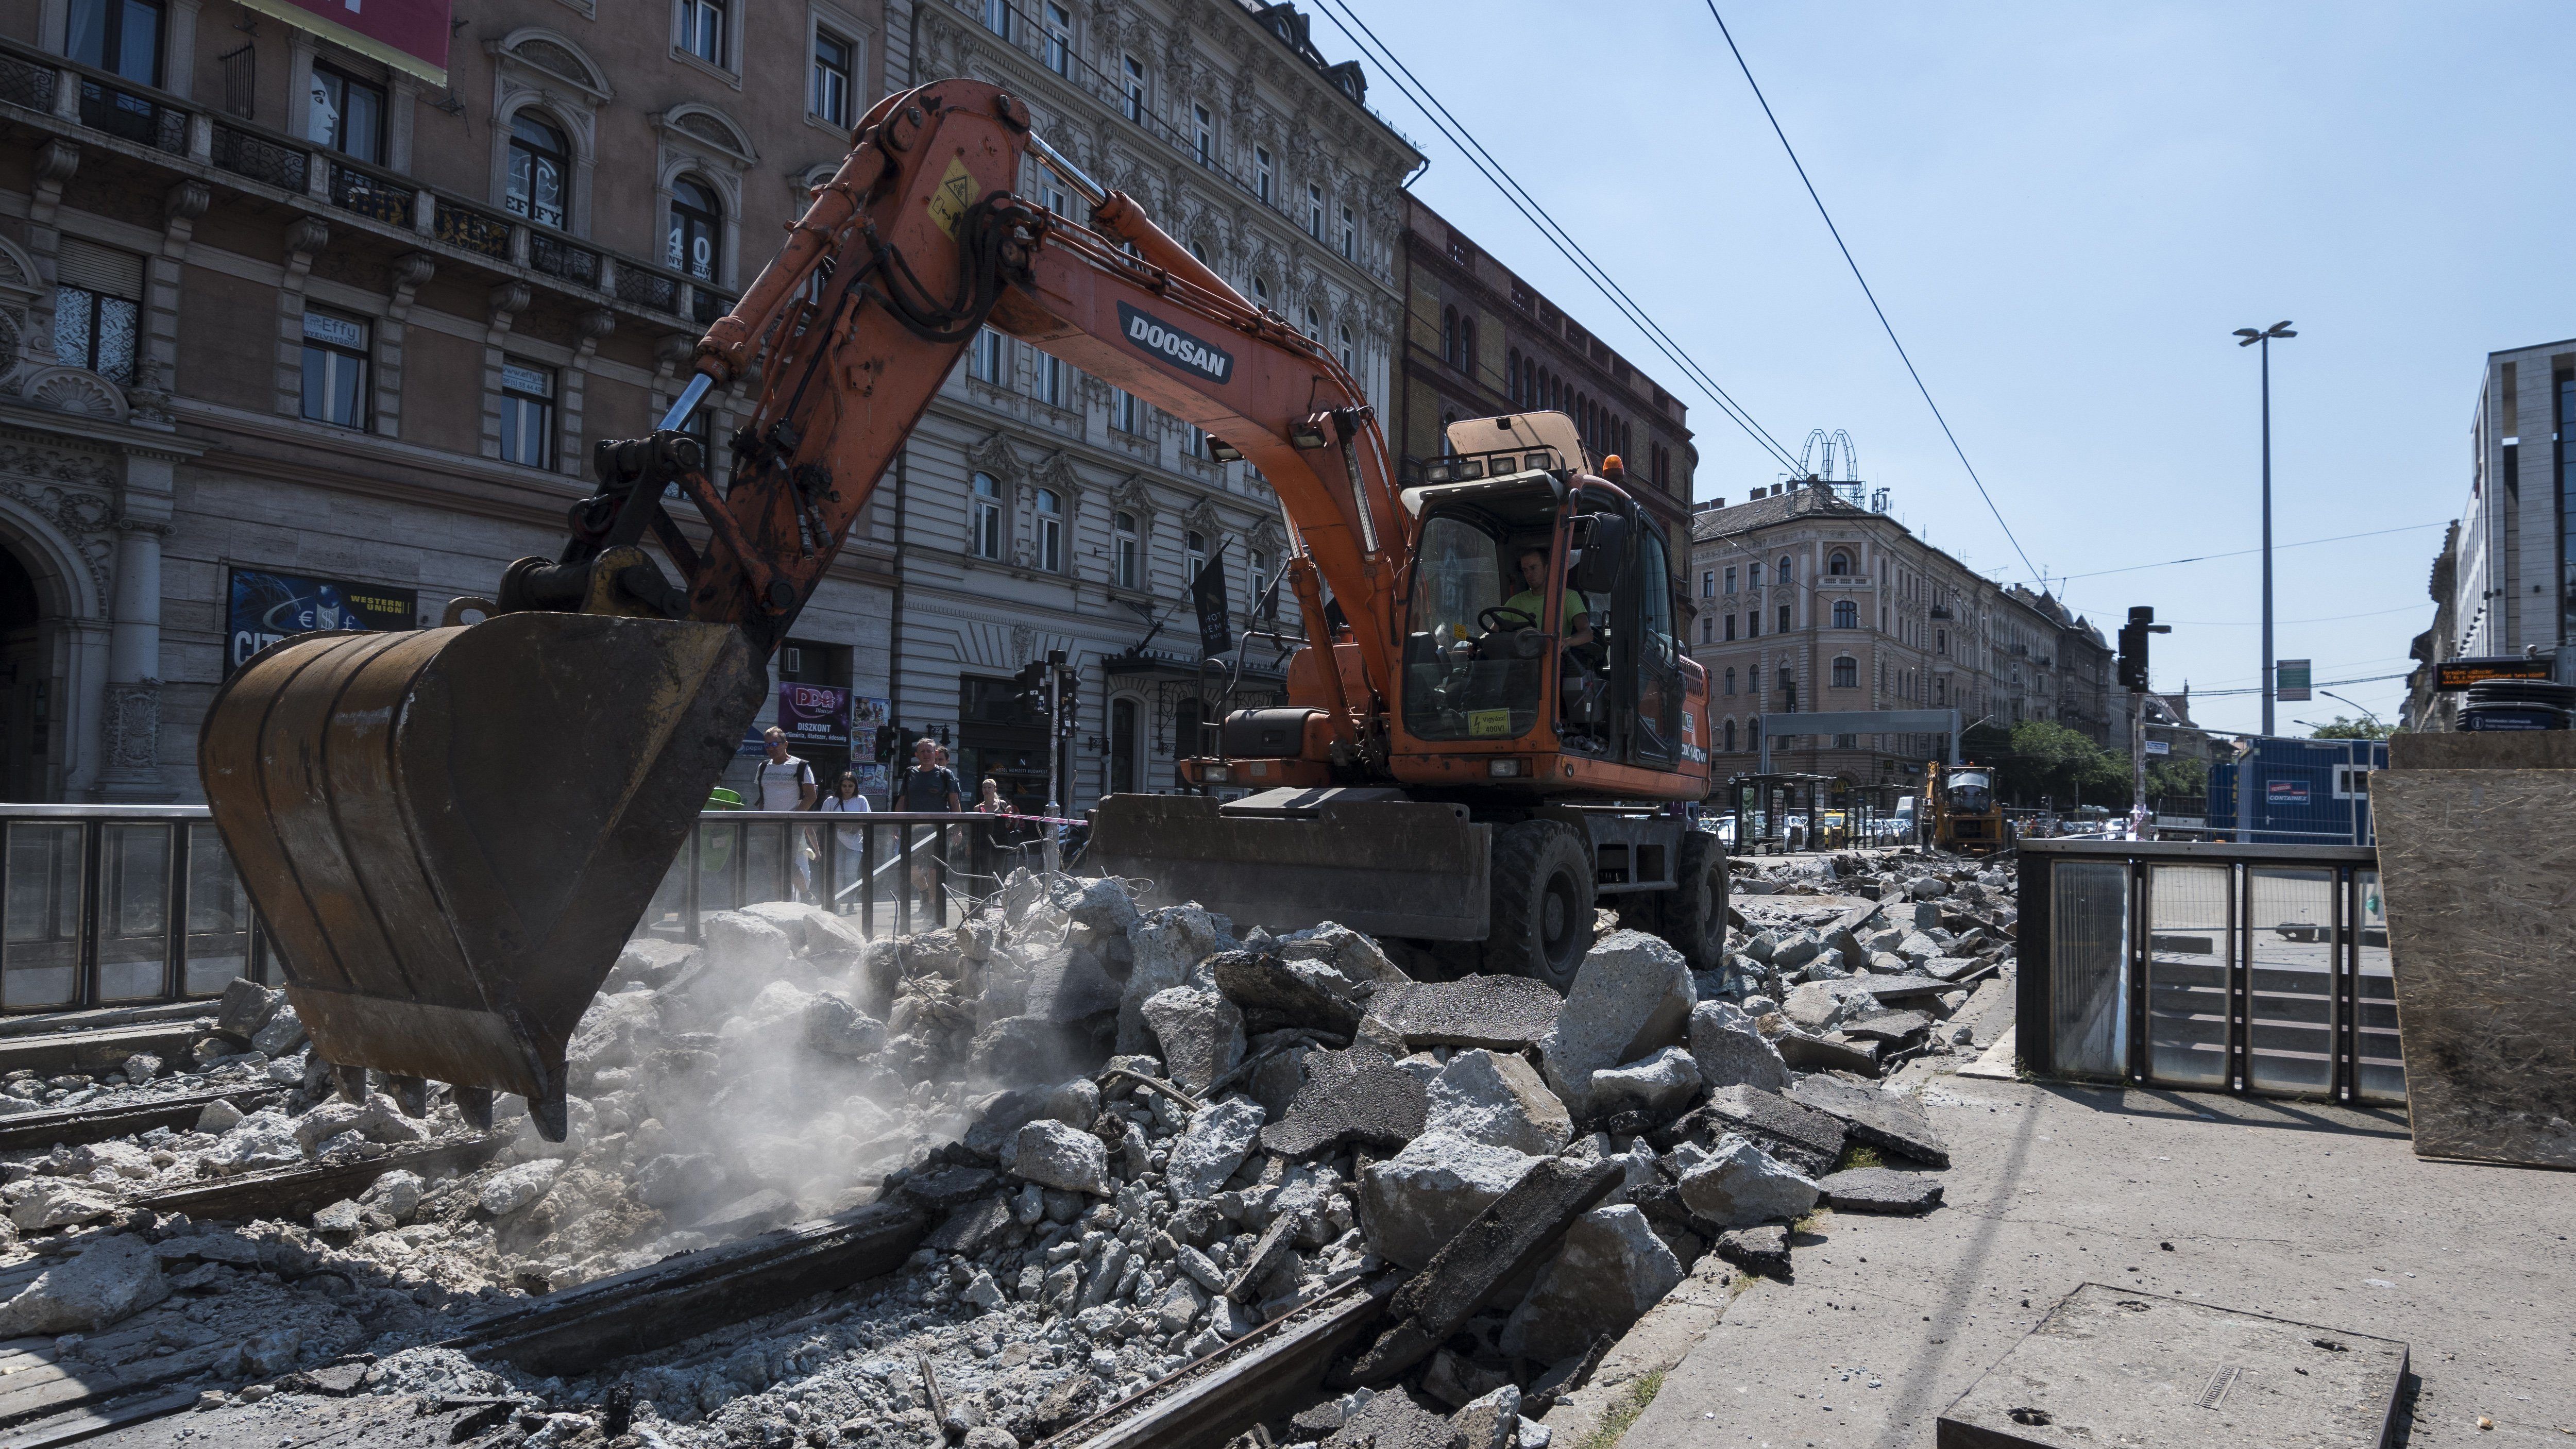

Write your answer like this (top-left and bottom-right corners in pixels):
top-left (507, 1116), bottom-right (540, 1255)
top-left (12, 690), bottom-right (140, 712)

top-left (0, 847), bottom-right (2018, 1449)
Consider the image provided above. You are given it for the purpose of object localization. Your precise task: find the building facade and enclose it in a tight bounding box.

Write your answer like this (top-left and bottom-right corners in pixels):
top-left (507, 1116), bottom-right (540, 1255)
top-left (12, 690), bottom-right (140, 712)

top-left (883, 0), bottom-right (1418, 812)
top-left (2401, 520), bottom-right (2461, 731)
top-left (0, 0), bottom-right (896, 803)
top-left (0, 0), bottom-right (1413, 808)
top-left (1686, 475), bottom-right (2117, 798)
top-left (2449, 338), bottom-right (2573, 665)
top-left (1391, 193), bottom-right (1693, 558)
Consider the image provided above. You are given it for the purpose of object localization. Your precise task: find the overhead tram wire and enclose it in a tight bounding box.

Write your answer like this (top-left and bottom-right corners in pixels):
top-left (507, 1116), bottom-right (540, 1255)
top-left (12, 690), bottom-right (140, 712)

top-left (1309, 0), bottom-right (1803, 475)
top-left (1700, 4), bottom-right (2043, 589)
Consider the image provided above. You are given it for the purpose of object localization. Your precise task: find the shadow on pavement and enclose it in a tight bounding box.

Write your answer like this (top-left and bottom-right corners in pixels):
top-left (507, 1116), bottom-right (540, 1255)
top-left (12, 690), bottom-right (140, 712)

top-left (2035, 1082), bottom-right (2412, 1140)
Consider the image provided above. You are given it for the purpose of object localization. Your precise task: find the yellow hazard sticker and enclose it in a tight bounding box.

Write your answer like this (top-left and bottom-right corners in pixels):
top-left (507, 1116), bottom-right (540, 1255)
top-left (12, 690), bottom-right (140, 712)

top-left (1467, 709), bottom-right (1513, 737)
top-left (926, 155), bottom-right (977, 237)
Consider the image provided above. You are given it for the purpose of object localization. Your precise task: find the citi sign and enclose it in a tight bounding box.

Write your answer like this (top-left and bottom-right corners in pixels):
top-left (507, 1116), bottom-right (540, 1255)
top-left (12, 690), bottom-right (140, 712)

top-left (1118, 302), bottom-right (1233, 385)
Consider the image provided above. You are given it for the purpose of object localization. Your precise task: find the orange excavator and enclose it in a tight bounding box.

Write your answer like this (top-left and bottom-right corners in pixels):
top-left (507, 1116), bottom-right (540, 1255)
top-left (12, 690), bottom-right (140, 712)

top-left (198, 80), bottom-right (1718, 1139)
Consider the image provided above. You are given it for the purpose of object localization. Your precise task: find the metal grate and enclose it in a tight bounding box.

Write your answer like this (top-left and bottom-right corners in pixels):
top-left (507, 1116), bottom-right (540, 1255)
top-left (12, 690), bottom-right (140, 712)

top-left (217, 43), bottom-right (253, 119)
top-left (79, 79), bottom-right (186, 154)
top-left (330, 163), bottom-right (413, 228)
top-left (0, 52), bottom-right (56, 112)
top-left (435, 200), bottom-right (512, 260)
top-left (616, 267), bottom-right (679, 312)
top-left (210, 123), bottom-right (309, 191)
top-left (529, 231), bottom-right (600, 288)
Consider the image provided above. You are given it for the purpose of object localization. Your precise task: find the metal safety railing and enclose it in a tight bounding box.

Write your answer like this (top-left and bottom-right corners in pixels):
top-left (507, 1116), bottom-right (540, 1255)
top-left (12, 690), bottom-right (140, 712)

top-left (2015, 838), bottom-right (2402, 1105)
top-left (0, 805), bottom-right (1039, 1015)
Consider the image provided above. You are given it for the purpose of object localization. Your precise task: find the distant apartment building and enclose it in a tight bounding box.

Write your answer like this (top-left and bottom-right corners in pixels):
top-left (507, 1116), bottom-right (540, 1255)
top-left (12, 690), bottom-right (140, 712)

top-left (1687, 473), bottom-right (2115, 796)
top-left (2448, 339), bottom-right (2572, 665)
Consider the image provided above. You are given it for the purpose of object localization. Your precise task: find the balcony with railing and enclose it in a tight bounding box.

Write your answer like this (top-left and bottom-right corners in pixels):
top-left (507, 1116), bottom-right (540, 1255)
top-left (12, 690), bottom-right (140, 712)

top-left (0, 36), bottom-right (732, 334)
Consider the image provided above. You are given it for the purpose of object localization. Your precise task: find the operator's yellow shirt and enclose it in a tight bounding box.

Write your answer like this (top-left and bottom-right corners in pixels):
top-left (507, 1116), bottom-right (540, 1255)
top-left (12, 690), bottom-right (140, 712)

top-left (1501, 587), bottom-right (1586, 631)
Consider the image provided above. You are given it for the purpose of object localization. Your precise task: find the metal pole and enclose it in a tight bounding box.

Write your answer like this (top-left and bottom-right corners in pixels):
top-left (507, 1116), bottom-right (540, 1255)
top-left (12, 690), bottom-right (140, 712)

top-left (2130, 688), bottom-right (2146, 833)
top-left (1044, 662), bottom-right (1062, 875)
top-left (2260, 334), bottom-right (2275, 738)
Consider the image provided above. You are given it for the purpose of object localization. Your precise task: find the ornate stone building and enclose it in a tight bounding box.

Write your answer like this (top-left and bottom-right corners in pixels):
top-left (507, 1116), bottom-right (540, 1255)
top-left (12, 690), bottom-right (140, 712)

top-left (878, 0), bottom-right (1418, 809)
top-left (2, 0), bottom-right (893, 800)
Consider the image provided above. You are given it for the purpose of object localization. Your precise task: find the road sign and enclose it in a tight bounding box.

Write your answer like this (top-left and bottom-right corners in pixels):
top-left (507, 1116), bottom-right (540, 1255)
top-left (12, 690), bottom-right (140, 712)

top-left (2145, 739), bottom-right (2170, 756)
top-left (2276, 659), bottom-right (2311, 702)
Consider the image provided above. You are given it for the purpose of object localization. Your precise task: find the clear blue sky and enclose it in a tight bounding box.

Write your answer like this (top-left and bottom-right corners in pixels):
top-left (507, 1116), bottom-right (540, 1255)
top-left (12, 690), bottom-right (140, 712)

top-left (1330, 0), bottom-right (2572, 734)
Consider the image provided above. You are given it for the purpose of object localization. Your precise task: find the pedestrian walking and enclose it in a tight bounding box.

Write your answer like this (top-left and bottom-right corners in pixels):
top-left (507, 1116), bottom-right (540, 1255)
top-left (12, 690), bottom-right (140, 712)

top-left (755, 727), bottom-right (820, 900)
top-left (820, 771), bottom-right (870, 911)
top-left (896, 737), bottom-right (963, 917)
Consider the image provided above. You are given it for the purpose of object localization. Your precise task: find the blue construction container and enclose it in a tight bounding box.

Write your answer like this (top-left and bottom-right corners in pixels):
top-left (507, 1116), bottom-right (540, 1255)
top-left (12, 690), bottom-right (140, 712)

top-left (2207, 736), bottom-right (2388, 845)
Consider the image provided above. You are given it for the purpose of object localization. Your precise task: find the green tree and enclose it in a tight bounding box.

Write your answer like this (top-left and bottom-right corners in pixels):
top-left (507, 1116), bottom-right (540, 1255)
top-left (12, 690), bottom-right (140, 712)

top-left (2145, 755), bottom-right (2207, 801)
top-left (2308, 715), bottom-right (2394, 740)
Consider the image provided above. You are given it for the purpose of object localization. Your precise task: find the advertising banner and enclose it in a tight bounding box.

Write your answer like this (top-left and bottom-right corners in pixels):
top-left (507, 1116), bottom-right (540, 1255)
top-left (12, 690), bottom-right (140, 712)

top-left (777, 683), bottom-right (851, 749)
top-left (1192, 554), bottom-right (1231, 659)
top-left (236, 0), bottom-right (453, 84)
top-left (2267, 778), bottom-right (2311, 805)
top-left (226, 567), bottom-right (415, 675)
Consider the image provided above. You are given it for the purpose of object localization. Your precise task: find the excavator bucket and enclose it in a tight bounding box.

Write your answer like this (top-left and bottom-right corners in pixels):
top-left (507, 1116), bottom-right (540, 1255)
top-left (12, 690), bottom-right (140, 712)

top-left (1088, 789), bottom-right (1493, 941)
top-left (199, 613), bottom-right (766, 1136)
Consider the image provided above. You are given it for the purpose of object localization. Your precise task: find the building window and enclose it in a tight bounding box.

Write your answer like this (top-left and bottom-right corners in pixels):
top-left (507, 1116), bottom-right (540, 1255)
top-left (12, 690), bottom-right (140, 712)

top-left (980, 0), bottom-right (1010, 39)
top-left (677, 0), bottom-right (727, 67)
top-left (1935, 675), bottom-right (1947, 705)
top-left (1700, 571), bottom-right (1713, 598)
top-left (1777, 603), bottom-right (1792, 633)
top-left (1307, 183), bottom-right (1324, 240)
top-left (1185, 530), bottom-right (1208, 584)
top-left (1832, 655), bottom-right (1858, 688)
top-left (1748, 562), bottom-right (1762, 587)
top-left (1724, 566), bottom-right (1737, 594)
top-left (1251, 275), bottom-right (1270, 307)
top-left (1936, 628), bottom-right (1946, 654)
top-left (1033, 487), bottom-right (1062, 571)
top-left (1723, 718), bottom-right (1737, 752)
top-left (1458, 316), bottom-right (1477, 376)
top-left (1337, 326), bottom-right (1353, 372)
top-left (499, 359), bottom-right (554, 467)
top-left (1777, 554), bottom-right (1794, 582)
top-left (300, 308), bottom-right (369, 428)
top-left (1724, 613), bottom-right (1737, 642)
top-left (1037, 352), bottom-right (1063, 408)
top-left (1255, 147), bottom-right (1274, 204)
top-left (1441, 307), bottom-right (1459, 367)
top-left (968, 472), bottom-right (1005, 560)
top-left (1112, 510), bottom-right (1140, 589)
top-left (1122, 55), bottom-right (1146, 122)
top-left (1723, 667), bottom-right (1736, 696)
top-left (1248, 549), bottom-right (1274, 615)
top-left (309, 63), bottom-right (384, 163)
top-left (1742, 611), bottom-right (1755, 639)
top-left (1827, 550), bottom-right (1850, 576)
top-left (50, 240), bottom-right (142, 385)
top-left (1698, 617), bottom-right (1710, 644)
top-left (1507, 348), bottom-right (1522, 405)
top-left (1185, 426), bottom-right (1206, 459)
top-left (968, 328), bottom-right (1002, 383)
top-left (812, 29), bottom-right (855, 126)
top-left (1339, 205), bottom-right (1356, 259)
top-left (1193, 105), bottom-right (1213, 166)
top-left (1110, 386), bottom-right (1139, 434)
top-left (67, 0), bottom-right (162, 83)
top-left (668, 176), bottom-right (721, 281)
top-left (1111, 697), bottom-right (1139, 794)
top-left (1833, 600), bottom-right (1857, 629)
top-left (505, 112), bottom-right (571, 230)
top-left (1043, 3), bottom-right (1072, 75)
top-left (1303, 306), bottom-right (1321, 342)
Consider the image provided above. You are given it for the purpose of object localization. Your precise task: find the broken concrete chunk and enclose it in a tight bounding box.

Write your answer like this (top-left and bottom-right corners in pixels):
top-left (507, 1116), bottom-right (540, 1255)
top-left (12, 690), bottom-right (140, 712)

top-left (802, 995), bottom-right (889, 1057)
top-left (1166, 1098), bottom-right (1266, 1198)
top-left (1140, 986), bottom-right (1247, 1097)
top-left (1497, 1204), bottom-right (1683, 1362)
top-left (700, 911), bottom-right (796, 980)
top-left (311, 1199), bottom-right (363, 1234)
top-left (1787, 1075), bottom-right (1952, 1168)
top-left (1211, 951), bottom-right (1364, 1035)
top-left (1584, 1045), bottom-right (1701, 1124)
top-left (1674, 1136), bottom-right (1820, 1229)
top-left (1367, 975), bottom-right (1563, 1052)
top-left (1359, 1132), bottom-right (1537, 1270)
top-left (1012, 1119), bottom-right (1115, 1196)
top-left (1444, 1383), bottom-right (1522, 1447)
top-left (1686, 1000), bottom-right (1789, 1093)
top-left (1815, 1166), bottom-right (1946, 1215)
top-left (1773, 1031), bottom-right (1883, 1079)
top-left (1537, 932), bottom-right (1694, 1119)
top-left (1783, 980), bottom-right (1880, 1033)
top-left (1842, 1010), bottom-right (1931, 1044)
top-left (633, 1152), bottom-right (726, 1209)
top-left (1425, 1049), bottom-right (1572, 1156)
top-left (1120, 905), bottom-right (1233, 1052)
top-left (11, 1182), bottom-right (113, 1231)
top-left (1688, 1084), bottom-right (1846, 1177)
top-left (0, 1235), bottom-right (168, 1336)
top-left (249, 1002), bottom-right (307, 1057)
top-left (1714, 1223), bottom-right (1790, 1278)
top-left (479, 1159), bottom-right (563, 1217)
top-left (1261, 1046), bottom-right (1428, 1160)
top-left (213, 976), bottom-right (283, 1042)
top-left (1322, 1390), bottom-right (1453, 1449)
top-left (196, 1098), bottom-right (246, 1134)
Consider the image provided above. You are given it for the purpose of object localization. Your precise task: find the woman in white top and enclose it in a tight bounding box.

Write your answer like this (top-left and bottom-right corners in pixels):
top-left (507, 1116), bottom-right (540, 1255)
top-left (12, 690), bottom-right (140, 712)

top-left (819, 771), bottom-right (870, 910)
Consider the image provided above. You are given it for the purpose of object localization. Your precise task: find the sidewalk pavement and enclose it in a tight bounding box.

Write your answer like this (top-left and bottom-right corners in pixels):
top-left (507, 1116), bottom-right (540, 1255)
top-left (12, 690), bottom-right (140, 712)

top-left (1619, 1075), bottom-right (2574, 1448)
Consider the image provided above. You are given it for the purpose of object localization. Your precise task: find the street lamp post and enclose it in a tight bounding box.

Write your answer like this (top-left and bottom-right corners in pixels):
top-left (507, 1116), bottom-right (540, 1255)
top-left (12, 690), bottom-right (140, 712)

top-left (2234, 321), bottom-right (2295, 736)
top-left (2318, 688), bottom-right (2385, 732)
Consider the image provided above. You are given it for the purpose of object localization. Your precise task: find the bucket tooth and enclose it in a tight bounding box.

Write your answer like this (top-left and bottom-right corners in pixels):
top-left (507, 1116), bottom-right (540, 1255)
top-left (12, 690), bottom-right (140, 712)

top-left (332, 1064), bottom-right (368, 1104)
top-left (453, 1086), bottom-right (497, 1131)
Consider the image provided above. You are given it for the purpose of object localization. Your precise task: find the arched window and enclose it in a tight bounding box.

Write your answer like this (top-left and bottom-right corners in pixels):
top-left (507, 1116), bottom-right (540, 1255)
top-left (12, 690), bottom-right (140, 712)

top-left (1033, 488), bottom-right (1063, 572)
top-left (1302, 306), bottom-right (1320, 341)
top-left (1833, 600), bottom-right (1857, 629)
top-left (1828, 551), bottom-right (1850, 576)
top-left (1506, 347), bottom-right (1521, 403)
top-left (1832, 655), bottom-right (1857, 688)
top-left (969, 472), bottom-right (1002, 560)
top-left (1723, 667), bottom-right (1736, 696)
top-left (1441, 306), bottom-right (1458, 366)
top-left (667, 176), bottom-right (720, 280)
top-left (1776, 554), bottom-right (1794, 583)
top-left (1112, 510), bottom-right (1140, 589)
top-left (1337, 325), bottom-right (1353, 372)
top-left (505, 111), bottom-right (570, 229)
top-left (1723, 718), bottom-right (1736, 753)
top-left (1748, 719), bottom-right (1761, 753)
top-left (1458, 316), bottom-right (1476, 375)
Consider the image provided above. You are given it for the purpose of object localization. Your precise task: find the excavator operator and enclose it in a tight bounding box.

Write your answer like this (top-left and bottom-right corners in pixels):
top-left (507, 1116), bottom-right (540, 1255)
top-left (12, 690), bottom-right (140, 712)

top-left (1494, 546), bottom-right (1592, 653)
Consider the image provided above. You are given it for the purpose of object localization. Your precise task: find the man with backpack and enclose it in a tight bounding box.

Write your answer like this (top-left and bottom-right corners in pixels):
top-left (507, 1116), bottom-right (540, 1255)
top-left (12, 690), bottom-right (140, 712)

top-left (896, 736), bottom-right (963, 917)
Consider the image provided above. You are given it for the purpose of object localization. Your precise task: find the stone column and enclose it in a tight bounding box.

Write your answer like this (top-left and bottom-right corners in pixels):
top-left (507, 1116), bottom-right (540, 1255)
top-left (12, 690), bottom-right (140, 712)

top-left (95, 442), bottom-right (185, 802)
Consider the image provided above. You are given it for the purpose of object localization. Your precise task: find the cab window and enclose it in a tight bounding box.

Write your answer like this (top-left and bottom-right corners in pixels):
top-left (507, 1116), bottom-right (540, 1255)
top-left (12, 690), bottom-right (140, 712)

top-left (1402, 514), bottom-right (1543, 742)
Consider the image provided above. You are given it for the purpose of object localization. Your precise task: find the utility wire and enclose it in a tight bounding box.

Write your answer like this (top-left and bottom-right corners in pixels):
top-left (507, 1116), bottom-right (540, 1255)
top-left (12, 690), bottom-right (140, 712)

top-left (1702, 3), bottom-right (2043, 587)
top-left (1309, 0), bottom-right (1803, 474)
top-left (2059, 521), bottom-right (2449, 582)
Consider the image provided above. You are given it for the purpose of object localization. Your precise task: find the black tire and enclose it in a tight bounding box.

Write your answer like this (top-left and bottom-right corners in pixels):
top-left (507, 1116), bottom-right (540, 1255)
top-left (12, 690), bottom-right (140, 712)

top-left (1656, 830), bottom-right (1729, 971)
top-left (1484, 820), bottom-right (1596, 990)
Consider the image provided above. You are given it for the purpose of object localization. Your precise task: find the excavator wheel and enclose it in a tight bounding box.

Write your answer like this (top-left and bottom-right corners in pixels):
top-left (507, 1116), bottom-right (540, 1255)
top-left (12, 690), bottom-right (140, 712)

top-left (1615, 830), bottom-right (1728, 971)
top-left (1482, 820), bottom-right (1595, 991)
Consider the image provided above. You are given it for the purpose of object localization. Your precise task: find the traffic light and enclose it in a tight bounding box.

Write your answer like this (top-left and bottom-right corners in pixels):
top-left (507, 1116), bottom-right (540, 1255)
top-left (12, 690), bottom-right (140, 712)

top-left (1011, 660), bottom-right (1048, 717)
top-left (2116, 606), bottom-right (2171, 692)
top-left (872, 724), bottom-right (898, 763)
top-left (1054, 665), bottom-right (1080, 736)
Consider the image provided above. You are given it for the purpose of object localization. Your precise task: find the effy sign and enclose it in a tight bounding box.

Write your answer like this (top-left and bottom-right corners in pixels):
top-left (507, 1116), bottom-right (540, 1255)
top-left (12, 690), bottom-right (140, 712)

top-left (1117, 302), bottom-right (1234, 384)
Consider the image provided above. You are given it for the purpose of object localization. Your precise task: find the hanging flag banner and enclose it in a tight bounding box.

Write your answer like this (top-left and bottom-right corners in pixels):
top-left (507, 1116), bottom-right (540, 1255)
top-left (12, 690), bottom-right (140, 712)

top-left (236, 0), bottom-right (453, 85)
top-left (1192, 552), bottom-right (1232, 659)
